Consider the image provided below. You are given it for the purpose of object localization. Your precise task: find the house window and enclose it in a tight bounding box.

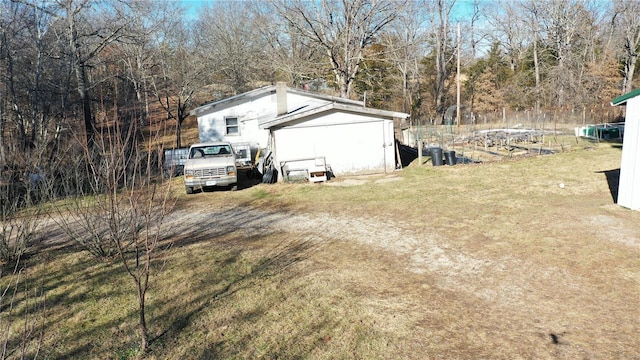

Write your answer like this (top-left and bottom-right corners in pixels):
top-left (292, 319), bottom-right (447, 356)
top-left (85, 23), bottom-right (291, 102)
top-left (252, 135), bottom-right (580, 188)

top-left (225, 117), bottom-right (239, 135)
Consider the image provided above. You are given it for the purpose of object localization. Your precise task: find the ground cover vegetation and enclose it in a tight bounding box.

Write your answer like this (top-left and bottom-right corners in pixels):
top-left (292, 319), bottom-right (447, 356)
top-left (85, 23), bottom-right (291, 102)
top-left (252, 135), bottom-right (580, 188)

top-left (2, 140), bottom-right (639, 359)
top-left (0, 0), bottom-right (639, 358)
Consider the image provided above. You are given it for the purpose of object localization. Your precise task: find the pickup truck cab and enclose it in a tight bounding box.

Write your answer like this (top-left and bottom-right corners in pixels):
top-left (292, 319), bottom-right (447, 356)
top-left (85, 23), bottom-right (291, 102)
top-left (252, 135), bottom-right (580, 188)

top-left (184, 142), bottom-right (237, 194)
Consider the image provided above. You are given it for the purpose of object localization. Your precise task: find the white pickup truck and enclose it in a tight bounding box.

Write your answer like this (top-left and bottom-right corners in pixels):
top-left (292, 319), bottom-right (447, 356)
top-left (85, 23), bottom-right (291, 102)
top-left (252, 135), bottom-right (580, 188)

top-left (183, 142), bottom-right (237, 194)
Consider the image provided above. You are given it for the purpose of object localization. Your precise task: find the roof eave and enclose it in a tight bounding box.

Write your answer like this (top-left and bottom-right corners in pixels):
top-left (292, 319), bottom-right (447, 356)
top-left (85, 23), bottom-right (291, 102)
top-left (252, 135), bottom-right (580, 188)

top-left (259, 103), bottom-right (333, 129)
top-left (259, 103), bottom-right (409, 129)
top-left (189, 85), bottom-right (365, 117)
top-left (189, 85), bottom-right (276, 116)
top-left (612, 88), bottom-right (640, 106)
top-left (287, 88), bottom-right (364, 106)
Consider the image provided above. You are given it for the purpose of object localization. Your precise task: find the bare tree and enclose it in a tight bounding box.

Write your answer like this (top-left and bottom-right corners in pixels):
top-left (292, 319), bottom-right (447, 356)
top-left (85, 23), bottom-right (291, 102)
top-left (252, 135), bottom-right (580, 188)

top-left (611, 0), bottom-right (640, 93)
top-left (51, 118), bottom-right (177, 352)
top-left (149, 9), bottom-right (201, 149)
top-left (196, 1), bottom-right (268, 92)
top-left (273, 0), bottom-right (404, 98)
top-left (467, 0), bottom-right (488, 60)
top-left (485, 1), bottom-right (528, 73)
top-left (518, 0), bottom-right (545, 112)
top-left (431, 0), bottom-right (457, 116)
top-left (105, 121), bottom-right (176, 352)
top-left (116, 0), bottom-right (171, 126)
top-left (541, 0), bottom-right (587, 106)
top-left (381, 0), bottom-right (428, 114)
top-left (54, 0), bottom-right (134, 149)
top-left (0, 1), bottom-right (39, 153)
top-left (250, 1), bottom-right (326, 88)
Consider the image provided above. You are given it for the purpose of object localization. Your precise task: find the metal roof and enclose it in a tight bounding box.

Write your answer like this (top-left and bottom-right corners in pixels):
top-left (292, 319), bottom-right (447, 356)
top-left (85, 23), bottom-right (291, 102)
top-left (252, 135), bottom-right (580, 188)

top-left (259, 102), bottom-right (410, 129)
top-left (189, 84), bottom-right (364, 116)
top-left (612, 88), bottom-right (640, 106)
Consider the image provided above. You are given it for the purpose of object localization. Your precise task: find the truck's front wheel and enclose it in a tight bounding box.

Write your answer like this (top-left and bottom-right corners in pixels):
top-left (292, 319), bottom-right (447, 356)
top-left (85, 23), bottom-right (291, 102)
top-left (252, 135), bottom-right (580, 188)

top-left (185, 186), bottom-right (194, 194)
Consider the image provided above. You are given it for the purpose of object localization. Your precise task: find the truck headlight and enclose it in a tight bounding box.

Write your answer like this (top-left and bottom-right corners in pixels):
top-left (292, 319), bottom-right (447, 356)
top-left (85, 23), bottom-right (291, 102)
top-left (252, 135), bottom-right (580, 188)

top-left (185, 170), bottom-right (194, 179)
top-left (226, 166), bottom-right (236, 176)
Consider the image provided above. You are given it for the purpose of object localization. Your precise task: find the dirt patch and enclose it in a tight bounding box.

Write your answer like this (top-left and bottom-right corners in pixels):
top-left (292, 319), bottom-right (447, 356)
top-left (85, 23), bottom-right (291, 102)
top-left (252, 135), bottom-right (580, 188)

top-left (159, 200), bottom-right (640, 358)
top-left (587, 214), bottom-right (639, 247)
top-left (323, 174), bottom-right (401, 187)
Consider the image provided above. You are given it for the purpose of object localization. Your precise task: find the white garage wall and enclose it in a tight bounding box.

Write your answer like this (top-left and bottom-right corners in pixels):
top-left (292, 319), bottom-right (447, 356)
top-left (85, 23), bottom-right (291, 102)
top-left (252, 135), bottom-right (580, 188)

top-left (273, 112), bottom-right (395, 175)
top-left (618, 97), bottom-right (640, 210)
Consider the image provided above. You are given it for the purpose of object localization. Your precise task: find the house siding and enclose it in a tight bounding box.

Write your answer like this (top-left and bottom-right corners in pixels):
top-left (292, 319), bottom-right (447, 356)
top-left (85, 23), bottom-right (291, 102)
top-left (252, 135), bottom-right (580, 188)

top-left (197, 96), bottom-right (272, 148)
top-left (196, 91), bottom-right (345, 149)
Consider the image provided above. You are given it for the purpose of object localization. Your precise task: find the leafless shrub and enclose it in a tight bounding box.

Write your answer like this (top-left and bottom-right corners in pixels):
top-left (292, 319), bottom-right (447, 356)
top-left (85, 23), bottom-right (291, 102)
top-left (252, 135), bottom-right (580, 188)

top-left (51, 125), bottom-right (158, 258)
top-left (0, 213), bottom-right (40, 266)
top-left (0, 167), bottom-right (42, 265)
top-left (0, 258), bottom-right (46, 360)
top-left (51, 118), bottom-right (176, 353)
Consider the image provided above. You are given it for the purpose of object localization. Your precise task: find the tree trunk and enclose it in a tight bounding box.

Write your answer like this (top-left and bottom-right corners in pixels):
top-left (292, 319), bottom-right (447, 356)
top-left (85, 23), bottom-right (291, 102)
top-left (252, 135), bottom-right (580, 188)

top-left (78, 67), bottom-right (95, 149)
top-left (176, 98), bottom-right (183, 149)
top-left (0, 106), bottom-right (5, 165)
top-left (4, 42), bottom-right (28, 151)
top-left (31, 8), bottom-right (45, 150)
top-left (624, 55), bottom-right (637, 93)
top-left (533, 33), bottom-right (541, 114)
top-left (137, 280), bottom-right (149, 352)
top-left (623, 28), bottom-right (640, 93)
top-left (176, 123), bottom-right (182, 149)
top-left (67, 6), bottom-right (94, 149)
top-left (402, 62), bottom-right (408, 113)
top-left (434, 0), bottom-right (449, 118)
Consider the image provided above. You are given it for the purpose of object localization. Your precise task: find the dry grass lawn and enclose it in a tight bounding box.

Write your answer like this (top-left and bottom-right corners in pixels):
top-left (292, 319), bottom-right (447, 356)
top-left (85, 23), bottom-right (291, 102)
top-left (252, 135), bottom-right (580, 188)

top-left (4, 140), bottom-right (639, 359)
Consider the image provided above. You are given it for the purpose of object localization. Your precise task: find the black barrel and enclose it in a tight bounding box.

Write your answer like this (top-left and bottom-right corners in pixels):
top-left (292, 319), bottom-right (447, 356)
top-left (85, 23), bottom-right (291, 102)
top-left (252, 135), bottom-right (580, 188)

top-left (431, 147), bottom-right (443, 166)
top-left (444, 150), bottom-right (456, 166)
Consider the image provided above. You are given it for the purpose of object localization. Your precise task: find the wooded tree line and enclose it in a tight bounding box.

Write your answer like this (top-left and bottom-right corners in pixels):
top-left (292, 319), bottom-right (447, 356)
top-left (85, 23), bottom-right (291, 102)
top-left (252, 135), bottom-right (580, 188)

top-left (1, 0), bottom-right (638, 172)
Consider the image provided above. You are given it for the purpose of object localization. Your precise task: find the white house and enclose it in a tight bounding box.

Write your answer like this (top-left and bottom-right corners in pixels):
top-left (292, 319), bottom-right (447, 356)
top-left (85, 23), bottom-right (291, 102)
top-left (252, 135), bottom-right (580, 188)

top-left (611, 88), bottom-right (640, 210)
top-left (189, 83), bottom-right (363, 154)
top-left (189, 82), bottom-right (409, 180)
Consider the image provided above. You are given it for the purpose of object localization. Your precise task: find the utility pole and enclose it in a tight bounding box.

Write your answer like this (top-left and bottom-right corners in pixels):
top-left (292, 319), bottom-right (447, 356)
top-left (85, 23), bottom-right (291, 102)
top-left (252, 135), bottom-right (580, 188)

top-left (456, 23), bottom-right (461, 128)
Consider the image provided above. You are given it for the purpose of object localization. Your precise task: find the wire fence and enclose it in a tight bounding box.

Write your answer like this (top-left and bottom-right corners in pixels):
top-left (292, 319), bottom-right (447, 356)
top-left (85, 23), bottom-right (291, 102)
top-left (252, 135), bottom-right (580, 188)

top-left (433, 106), bottom-right (626, 130)
top-left (398, 106), bottom-right (626, 164)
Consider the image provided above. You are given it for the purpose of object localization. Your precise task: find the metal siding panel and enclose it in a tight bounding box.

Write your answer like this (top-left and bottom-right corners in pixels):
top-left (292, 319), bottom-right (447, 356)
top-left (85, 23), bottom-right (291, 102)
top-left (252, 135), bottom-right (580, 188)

top-left (618, 98), bottom-right (640, 209)
top-left (274, 116), bottom-right (386, 175)
top-left (385, 120), bottom-right (395, 172)
top-left (197, 101), bottom-right (270, 148)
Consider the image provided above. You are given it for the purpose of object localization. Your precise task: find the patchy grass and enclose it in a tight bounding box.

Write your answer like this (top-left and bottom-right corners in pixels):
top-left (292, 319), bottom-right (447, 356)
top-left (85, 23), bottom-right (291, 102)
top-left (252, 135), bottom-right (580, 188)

top-left (3, 141), bottom-right (638, 359)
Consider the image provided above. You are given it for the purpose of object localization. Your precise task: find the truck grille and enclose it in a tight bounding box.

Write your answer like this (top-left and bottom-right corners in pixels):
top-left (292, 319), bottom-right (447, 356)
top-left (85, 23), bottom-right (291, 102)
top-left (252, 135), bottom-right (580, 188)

top-left (194, 168), bottom-right (226, 177)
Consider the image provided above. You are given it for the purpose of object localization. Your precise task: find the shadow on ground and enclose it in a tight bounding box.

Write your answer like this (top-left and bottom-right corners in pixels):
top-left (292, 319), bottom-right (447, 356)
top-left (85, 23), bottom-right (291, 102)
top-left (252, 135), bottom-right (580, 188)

top-left (186, 167), bottom-right (263, 194)
top-left (596, 168), bottom-right (619, 203)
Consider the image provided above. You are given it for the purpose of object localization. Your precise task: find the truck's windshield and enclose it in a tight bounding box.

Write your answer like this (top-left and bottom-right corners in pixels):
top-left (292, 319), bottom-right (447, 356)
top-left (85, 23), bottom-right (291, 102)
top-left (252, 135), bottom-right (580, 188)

top-left (189, 145), bottom-right (232, 159)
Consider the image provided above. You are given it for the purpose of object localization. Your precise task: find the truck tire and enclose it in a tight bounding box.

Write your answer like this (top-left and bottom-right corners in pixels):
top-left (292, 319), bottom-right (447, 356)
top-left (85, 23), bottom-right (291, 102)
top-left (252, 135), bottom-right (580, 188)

top-left (185, 186), bottom-right (193, 194)
top-left (262, 168), bottom-right (273, 183)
